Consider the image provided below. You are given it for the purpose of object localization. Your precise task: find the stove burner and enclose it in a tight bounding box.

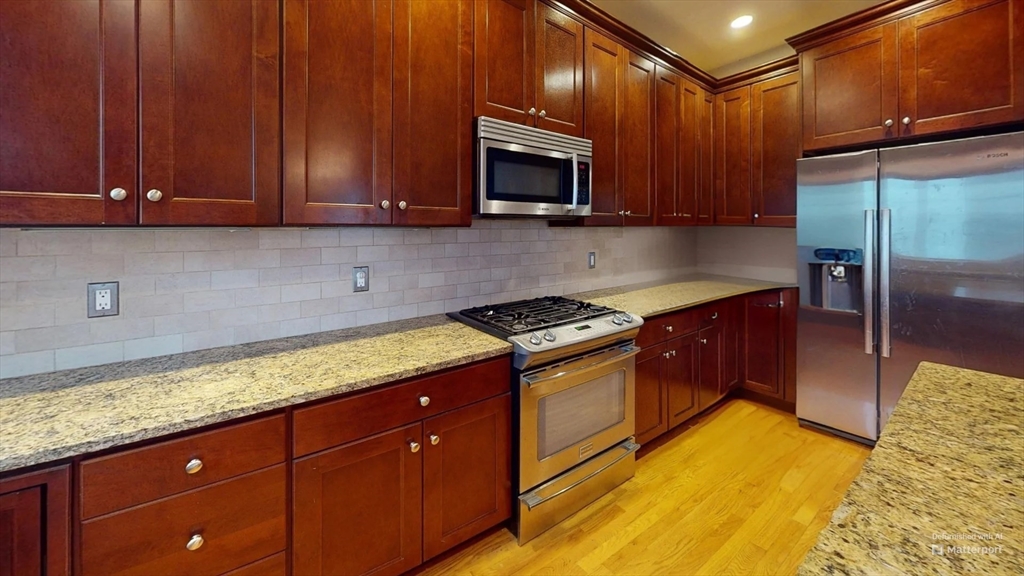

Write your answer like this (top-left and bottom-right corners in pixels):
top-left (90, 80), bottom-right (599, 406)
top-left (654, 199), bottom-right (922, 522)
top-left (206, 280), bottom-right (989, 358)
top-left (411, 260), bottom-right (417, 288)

top-left (457, 296), bottom-right (615, 336)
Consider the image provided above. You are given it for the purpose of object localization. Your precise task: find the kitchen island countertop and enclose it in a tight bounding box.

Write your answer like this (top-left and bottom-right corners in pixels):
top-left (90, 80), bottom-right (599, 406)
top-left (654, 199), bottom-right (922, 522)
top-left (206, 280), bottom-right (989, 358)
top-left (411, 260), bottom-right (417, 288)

top-left (799, 361), bottom-right (1024, 575)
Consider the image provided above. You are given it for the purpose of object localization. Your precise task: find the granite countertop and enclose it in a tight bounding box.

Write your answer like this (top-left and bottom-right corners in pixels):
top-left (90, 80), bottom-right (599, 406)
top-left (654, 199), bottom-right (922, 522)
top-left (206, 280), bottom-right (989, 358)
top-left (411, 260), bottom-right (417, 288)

top-left (0, 274), bottom-right (790, 473)
top-left (799, 362), bottom-right (1024, 575)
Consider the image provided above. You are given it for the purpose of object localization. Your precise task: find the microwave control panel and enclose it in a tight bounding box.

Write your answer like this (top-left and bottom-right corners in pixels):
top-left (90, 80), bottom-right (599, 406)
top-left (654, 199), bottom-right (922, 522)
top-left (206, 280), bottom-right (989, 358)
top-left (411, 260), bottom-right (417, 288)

top-left (576, 162), bottom-right (591, 206)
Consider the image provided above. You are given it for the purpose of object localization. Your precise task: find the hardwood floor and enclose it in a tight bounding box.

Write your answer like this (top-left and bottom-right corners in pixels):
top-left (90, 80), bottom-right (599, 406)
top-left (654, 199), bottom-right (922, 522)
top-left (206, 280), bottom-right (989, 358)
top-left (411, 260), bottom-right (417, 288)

top-left (412, 399), bottom-right (871, 576)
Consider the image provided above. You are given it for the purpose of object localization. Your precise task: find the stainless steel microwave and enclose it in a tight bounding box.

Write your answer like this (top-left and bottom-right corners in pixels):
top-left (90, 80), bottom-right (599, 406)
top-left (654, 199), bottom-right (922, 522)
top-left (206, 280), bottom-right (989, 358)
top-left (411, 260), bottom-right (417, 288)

top-left (476, 117), bottom-right (592, 218)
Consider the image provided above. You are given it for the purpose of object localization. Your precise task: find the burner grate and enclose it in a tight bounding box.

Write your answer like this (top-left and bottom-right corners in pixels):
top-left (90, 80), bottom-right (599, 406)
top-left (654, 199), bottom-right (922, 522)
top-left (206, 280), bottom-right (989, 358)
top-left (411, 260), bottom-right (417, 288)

top-left (459, 296), bottom-right (614, 335)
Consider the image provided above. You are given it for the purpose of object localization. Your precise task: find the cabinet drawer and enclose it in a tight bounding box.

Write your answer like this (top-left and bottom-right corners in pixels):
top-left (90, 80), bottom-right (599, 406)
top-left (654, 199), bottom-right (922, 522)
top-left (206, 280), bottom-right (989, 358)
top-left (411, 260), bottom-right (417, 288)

top-left (294, 356), bottom-right (511, 457)
top-left (637, 309), bottom-right (700, 348)
top-left (80, 415), bottom-right (285, 520)
top-left (80, 465), bottom-right (286, 576)
top-left (222, 552), bottom-right (286, 576)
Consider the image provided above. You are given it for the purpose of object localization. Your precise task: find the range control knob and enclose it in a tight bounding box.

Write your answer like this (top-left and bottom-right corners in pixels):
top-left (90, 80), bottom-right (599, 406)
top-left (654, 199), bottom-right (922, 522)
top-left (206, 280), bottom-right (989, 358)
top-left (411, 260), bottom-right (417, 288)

top-left (611, 314), bottom-right (624, 326)
top-left (622, 313), bottom-right (634, 323)
top-left (529, 332), bottom-right (543, 345)
top-left (543, 330), bottom-right (556, 342)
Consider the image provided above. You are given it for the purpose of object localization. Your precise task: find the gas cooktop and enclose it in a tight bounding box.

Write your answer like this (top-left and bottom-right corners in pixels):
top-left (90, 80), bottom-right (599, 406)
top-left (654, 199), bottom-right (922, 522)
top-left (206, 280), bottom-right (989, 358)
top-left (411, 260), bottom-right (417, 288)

top-left (452, 296), bottom-right (616, 337)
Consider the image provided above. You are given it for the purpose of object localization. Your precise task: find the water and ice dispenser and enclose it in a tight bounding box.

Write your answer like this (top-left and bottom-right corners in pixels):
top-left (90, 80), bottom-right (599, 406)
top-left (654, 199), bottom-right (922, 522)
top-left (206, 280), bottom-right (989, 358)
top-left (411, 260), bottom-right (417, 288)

top-left (806, 248), bottom-right (863, 313)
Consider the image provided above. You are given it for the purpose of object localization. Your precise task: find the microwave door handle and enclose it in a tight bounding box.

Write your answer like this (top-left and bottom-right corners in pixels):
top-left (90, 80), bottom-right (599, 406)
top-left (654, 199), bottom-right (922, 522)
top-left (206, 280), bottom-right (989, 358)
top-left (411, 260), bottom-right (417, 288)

top-left (523, 345), bottom-right (639, 386)
top-left (570, 152), bottom-right (579, 211)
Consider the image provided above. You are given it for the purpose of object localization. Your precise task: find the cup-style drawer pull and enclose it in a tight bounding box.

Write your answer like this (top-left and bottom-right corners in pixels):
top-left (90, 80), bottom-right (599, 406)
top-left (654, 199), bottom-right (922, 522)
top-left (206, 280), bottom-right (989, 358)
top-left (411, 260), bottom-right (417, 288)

top-left (711, 312), bottom-right (718, 319)
top-left (429, 434), bottom-right (440, 445)
top-left (419, 396), bottom-right (430, 407)
top-left (409, 441), bottom-right (420, 453)
top-left (701, 338), bottom-right (707, 344)
top-left (665, 325), bottom-right (673, 333)
top-left (184, 458), bottom-right (203, 475)
top-left (186, 534), bottom-right (204, 551)
top-left (662, 352), bottom-right (670, 359)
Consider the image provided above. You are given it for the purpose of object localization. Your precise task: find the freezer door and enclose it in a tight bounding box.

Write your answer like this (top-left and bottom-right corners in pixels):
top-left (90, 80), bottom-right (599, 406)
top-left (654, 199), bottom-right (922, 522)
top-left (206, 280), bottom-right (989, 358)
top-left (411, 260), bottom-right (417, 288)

top-left (796, 150), bottom-right (880, 442)
top-left (879, 133), bottom-right (1024, 432)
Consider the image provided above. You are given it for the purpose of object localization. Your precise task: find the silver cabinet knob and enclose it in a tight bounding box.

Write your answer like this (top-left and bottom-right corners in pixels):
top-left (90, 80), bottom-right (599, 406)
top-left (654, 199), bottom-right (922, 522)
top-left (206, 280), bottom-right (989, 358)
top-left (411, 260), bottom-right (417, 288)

top-left (884, 119), bottom-right (894, 127)
top-left (186, 534), bottom-right (204, 551)
top-left (409, 441), bottom-right (420, 453)
top-left (539, 110), bottom-right (547, 118)
top-left (429, 434), bottom-right (440, 445)
top-left (663, 352), bottom-right (670, 359)
top-left (701, 338), bottom-right (707, 344)
top-left (670, 350), bottom-right (677, 357)
top-left (665, 325), bottom-right (674, 333)
top-left (184, 458), bottom-right (203, 475)
top-left (419, 395), bottom-right (430, 407)
top-left (528, 107), bottom-right (536, 116)
top-left (109, 187), bottom-right (127, 201)
top-left (146, 189), bottom-right (163, 202)
top-left (753, 213), bottom-right (759, 219)
top-left (398, 201), bottom-right (407, 210)
top-left (902, 117), bottom-right (911, 125)
top-left (380, 200), bottom-right (390, 209)
top-left (625, 210), bottom-right (632, 216)
top-left (618, 210), bottom-right (624, 216)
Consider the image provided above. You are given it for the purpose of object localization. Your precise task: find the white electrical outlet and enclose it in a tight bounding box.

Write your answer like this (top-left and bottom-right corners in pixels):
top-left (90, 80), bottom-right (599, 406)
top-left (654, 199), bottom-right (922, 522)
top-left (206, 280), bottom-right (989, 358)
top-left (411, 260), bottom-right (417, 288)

top-left (87, 282), bottom-right (119, 318)
top-left (588, 252), bottom-right (597, 269)
top-left (95, 289), bottom-right (112, 310)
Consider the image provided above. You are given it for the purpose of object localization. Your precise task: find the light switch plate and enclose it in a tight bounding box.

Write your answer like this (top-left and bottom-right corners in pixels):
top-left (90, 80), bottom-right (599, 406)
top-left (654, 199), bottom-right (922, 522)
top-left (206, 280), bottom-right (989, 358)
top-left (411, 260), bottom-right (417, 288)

top-left (352, 266), bottom-right (370, 292)
top-left (588, 252), bottom-right (597, 269)
top-left (87, 281), bottom-right (119, 318)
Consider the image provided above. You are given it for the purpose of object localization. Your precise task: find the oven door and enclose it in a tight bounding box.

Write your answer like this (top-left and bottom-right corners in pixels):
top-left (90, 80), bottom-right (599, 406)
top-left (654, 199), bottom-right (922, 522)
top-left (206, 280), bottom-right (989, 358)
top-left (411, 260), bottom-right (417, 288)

top-left (478, 139), bottom-right (589, 217)
top-left (519, 343), bottom-right (638, 491)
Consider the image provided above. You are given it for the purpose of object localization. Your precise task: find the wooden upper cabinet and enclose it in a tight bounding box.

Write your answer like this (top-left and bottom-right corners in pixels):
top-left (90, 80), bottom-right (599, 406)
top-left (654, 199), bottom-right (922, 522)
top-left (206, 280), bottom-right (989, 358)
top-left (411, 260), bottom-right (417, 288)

top-left (583, 28), bottom-right (625, 225)
top-left (801, 23), bottom-right (899, 151)
top-left (622, 51), bottom-right (656, 226)
top-left (393, 0), bottom-right (473, 226)
top-left (898, 0), bottom-right (1024, 136)
top-left (0, 0), bottom-right (137, 226)
top-left (697, 89), bottom-right (715, 225)
top-left (751, 72), bottom-right (801, 228)
top-left (293, 424), bottom-right (423, 576)
top-left (283, 0), bottom-right (392, 225)
top-left (139, 0), bottom-right (280, 226)
top-left (714, 86), bottom-right (752, 225)
top-left (656, 67), bottom-right (700, 227)
top-left (535, 3), bottom-right (585, 137)
top-left (475, 0), bottom-right (536, 124)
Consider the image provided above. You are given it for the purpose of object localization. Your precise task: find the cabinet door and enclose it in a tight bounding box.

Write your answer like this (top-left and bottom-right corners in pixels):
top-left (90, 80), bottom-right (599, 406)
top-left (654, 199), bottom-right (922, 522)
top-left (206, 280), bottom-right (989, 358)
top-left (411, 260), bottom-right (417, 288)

top-left (139, 0), bottom-right (280, 226)
top-left (283, 0), bottom-right (392, 225)
top-left (801, 23), bottom-right (899, 151)
top-left (0, 488), bottom-right (41, 576)
top-left (714, 86), bottom-right (752, 225)
top-left (583, 28), bottom-right (625, 226)
top-left (535, 3), bottom-right (584, 137)
top-left (634, 343), bottom-right (667, 445)
top-left (474, 0), bottom-right (536, 124)
top-left (744, 291), bottom-right (783, 398)
top-left (293, 424), bottom-right (422, 576)
top-left (752, 72), bottom-right (800, 228)
top-left (0, 0), bottom-right (136, 226)
top-left (654, 66), bottom-right (681, 225)
top-left (898, 0), bottom-right (1024, 136)
top-left (697, 324), bottom-right (722, 411)
top-left (423, 394), bottom-right (511, 560)
top-left (666, 332), bottom-right (700, 429)
top-left (622, 51), bottom-right (656, 227)
top-left (721, 299), bottom-right (743, 393)
top-left (697, 89), bottom-right (715, 225)
top-left (393, 0), bottom-right (473, 226)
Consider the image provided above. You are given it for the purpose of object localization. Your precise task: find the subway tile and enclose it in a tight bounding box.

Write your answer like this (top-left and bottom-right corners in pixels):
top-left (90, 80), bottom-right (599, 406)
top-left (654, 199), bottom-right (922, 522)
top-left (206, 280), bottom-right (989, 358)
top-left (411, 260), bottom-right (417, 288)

top-left (154, 312), bottom-right (210, 336)
top-left (210, 307), bottom-right (259, 329)
top-left (55, 342), bottom-right (123, 371)
top-left (444, 243), bottom-right (469, 258)
top-left (259, 266), bottom-right (303, 287)
top-left (183, 250), bottom-right (234, 272)
top-left (281, 282), bottom-right (320, 303)
top-left (456, 230), bottom-right (480, 243)
top-left (155, 271), bottom-right (212, 294)
top-left (124, 252), bottom-right (183, 275)
top-left (300, 297), bottom-right (339, 317)
top-left (456, 283), bottom-right (481, 298)
top-left (430, 285), bottom-right (456, 300)
top-left (0, 350), bottom-right (55, 379)
top-left (15, 324), bottom-right (92, 353)
top-left (417, 244), bottom-right (444, 259)
top-left (339, 228), bottom-right (374, 246)
top-left (88, 317), bottom-right (155, 344)
top-left (183, 328), bottom-right (234, 352)
top-left (281, 316), bottom-right (320, 337)
top-left (17, 232), bottom-right (92, 256)
top-left (443, 271), bottom-right (469, 286)
top-left (183, 291), bottom-right (233, 313)
top-left (234, 249), bottom-right (280, 269)
top-left (0, 332), bottom-right (13, 355)
top-left (0, 230), bottom-right (18, 257)
top-left (259, 230), bottom-right (301, 249)
top-left (468, 243), bottom-right (490, 256)
top-left (389, 275), bottom-right (419, 291)
top-left (402, 288), bottom-right (432, 305)
top-left (373, 291), bottom-right (403, 308)
top-left (233, 322), bottom-right (282, 345)
top-left (0, 304), bottom-right (54, 330)
top-left (388, 304), bottom-right (418, 321)
top-left (431, 229), bottom-right (457, 244)
top-left (403, 230), bottom-right (432, 244)
top-left (302, 264), bottom-right (340, 283)
top-left (258, 302), bottom-right (301, 323)
top-left (431, 258), bottom-right (458, 272)
top-left (280, 248), bottom-right (321, 266)
top-left (357, 245), bottom-right (390, 262)
top-left (373, 260), bottom-right (405, 277)
top-left (208, 230), bottom-right (259, 250)
top-left (388, 244), bottom-right (418, 261)
top-left (301, 229), bottom-right (341, 248)
top-left (0, 283), bottom-right (15, 305)
top-left (124, 293), bottom-right (185, 317)
top-left (0, 256), bottom-right (55, 282)
top-left (234, 286), bottom-right (281, 306)
top-left (419, 272), bottom-right (446, 288)
top-left (321, 312), bottom-right (357, 331)
top-left (417, 301), bottom-right (444, 316)
top-left (356, 308), bottom-right (388, 326)
top-left (403, 258), bottom-right (431, 274)
top-left (321, 247), bottom-right (358, 265)
top-left (89, 231), bottom-right (156, 254)
top-left (373, 229), bottom-right (404, 246)
top-left (155, 231), bottom-right (211, 252)
top-left (338, 293), bottom-right (374, 312)
top-left (16, 279), bottom-right (82, 302)
top-left (124, 334), bottom-right (183, 361)
top-left (211, 269), bottom-right (260, 290)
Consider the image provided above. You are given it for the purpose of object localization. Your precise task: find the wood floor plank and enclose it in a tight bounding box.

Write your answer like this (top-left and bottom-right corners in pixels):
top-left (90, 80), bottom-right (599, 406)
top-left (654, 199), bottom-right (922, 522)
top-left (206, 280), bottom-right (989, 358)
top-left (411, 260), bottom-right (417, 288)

top-left (410, 399), bottom-right (869, 576)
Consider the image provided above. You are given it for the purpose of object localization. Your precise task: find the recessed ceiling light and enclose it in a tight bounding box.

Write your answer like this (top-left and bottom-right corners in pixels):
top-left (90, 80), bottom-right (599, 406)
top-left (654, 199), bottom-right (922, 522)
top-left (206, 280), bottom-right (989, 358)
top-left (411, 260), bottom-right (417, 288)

top-left (731, 15), bottom-right (753, 29)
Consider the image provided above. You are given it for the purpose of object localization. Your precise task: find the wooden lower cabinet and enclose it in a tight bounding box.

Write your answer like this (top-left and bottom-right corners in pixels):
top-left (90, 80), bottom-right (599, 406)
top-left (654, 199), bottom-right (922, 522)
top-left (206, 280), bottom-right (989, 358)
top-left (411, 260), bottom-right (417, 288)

top-left (666, 332), bottom-right (700, 428)
top-left (634, 343), bottom-right (668, 445)
top-left (696, 323), bottom-right (723, 411)
top-left (293, 424), bottom-right (423, 576)
top-left (0, 466), bottom-right (69, 576)
top-left (744, 291), bottom-right (784, 398)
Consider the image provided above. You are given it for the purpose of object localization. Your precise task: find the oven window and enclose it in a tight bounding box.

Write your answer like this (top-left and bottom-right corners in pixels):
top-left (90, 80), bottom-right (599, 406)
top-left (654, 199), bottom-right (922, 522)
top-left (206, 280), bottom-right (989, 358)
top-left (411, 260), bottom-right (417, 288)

top-left (486, 146), bottom-right (570, 204)
top-left (537, 370), bottom-right (625, 460)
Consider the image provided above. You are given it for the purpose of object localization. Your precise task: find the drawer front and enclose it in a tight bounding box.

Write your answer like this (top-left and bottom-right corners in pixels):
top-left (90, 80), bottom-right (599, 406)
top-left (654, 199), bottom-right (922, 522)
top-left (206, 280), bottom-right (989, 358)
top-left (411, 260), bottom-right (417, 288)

top-left (80, 465), bottom-right (286, 576)
top-left (637, 309), bottom-right (700, 348)
top-left (222, 552), bottom-right (286, 576)
top-left (80, 415), bottom-right (285, 519)
top-left (294, 356), bottom-right (511, 457)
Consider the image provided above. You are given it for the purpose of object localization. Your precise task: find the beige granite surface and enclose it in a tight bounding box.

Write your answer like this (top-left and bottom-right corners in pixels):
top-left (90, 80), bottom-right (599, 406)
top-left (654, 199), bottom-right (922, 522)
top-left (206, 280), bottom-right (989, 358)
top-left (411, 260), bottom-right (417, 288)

top-left (800, 362), bottom-right (1024, 575)
top-left (0, 274), bottom-right (789, 474)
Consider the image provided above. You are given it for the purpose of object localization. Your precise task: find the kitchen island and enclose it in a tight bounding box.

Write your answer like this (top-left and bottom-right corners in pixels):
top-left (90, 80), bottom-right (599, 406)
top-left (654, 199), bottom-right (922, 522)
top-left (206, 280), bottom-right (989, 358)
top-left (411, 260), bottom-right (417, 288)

top-left (799, 362), bottom-right (1024, 575)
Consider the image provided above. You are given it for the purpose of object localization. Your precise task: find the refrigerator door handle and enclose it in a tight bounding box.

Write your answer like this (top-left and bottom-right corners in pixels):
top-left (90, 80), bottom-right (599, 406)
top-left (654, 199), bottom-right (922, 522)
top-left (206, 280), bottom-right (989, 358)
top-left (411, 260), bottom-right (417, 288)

top-left (880, 208), bottom-right (892, 358)
top-left (864, 209), bottom-right (875, 354)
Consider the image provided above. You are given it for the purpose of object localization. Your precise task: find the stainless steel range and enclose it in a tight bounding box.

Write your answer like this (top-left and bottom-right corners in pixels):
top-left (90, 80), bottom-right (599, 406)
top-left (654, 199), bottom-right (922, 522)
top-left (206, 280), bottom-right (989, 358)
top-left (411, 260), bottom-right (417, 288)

top-left (449, 296), bottom-right (643, 544)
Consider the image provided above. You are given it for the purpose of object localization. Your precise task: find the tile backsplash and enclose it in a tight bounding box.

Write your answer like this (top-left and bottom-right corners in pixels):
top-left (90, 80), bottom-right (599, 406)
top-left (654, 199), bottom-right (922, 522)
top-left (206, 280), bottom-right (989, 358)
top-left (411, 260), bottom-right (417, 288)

top-left (0, 221), bottom-right (697, 378)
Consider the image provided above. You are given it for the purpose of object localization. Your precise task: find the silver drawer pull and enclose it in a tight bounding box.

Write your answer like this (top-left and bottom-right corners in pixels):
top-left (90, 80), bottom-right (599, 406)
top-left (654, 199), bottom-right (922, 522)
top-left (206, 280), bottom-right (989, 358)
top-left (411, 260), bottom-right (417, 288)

top-left (665, 325), bottom-right (673, 332)
top-left (184, 458), bottom-right (203, 475)
top-left (419, 396), bottom-right (430, 407)
top-left (711, 312), bottom-right (718, 319)
top-left (429, 434), bottom-right (440, 445)
top-left (186, 534), bottom-right (204, 551)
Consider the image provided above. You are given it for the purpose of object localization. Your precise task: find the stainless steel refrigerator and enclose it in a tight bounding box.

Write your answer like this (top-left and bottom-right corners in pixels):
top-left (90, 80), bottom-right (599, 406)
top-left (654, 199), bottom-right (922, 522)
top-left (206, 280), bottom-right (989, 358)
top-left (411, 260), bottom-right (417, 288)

top-left (796, 132), bottom-right (1024, 443)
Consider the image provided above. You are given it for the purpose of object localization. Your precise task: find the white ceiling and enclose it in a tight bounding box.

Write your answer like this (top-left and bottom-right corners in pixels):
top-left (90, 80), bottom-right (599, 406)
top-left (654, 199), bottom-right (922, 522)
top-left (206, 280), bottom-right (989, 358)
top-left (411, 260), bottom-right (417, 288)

top-left (589, 0), bottom-right (887, 78)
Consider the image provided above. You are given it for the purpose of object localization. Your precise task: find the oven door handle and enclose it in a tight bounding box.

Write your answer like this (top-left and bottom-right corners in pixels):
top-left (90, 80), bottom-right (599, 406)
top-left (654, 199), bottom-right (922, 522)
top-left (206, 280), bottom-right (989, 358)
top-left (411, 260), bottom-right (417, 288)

top-left (523, 345), bottom-right (640, 387)
top-left (522, 440), bottom-right (640, 510)
top-left (570, 152), bottom-right (579, 212)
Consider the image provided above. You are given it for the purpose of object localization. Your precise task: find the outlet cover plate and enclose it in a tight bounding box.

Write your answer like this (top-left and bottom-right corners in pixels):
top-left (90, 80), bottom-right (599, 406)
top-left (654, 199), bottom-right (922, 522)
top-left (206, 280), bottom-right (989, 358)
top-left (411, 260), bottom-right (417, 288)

top-left (87, 282), bottom-right (119, 318)
top-left (352, 266), bottom-right (370, 292)
top-left (588, 252), bottom-right (597, 269)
